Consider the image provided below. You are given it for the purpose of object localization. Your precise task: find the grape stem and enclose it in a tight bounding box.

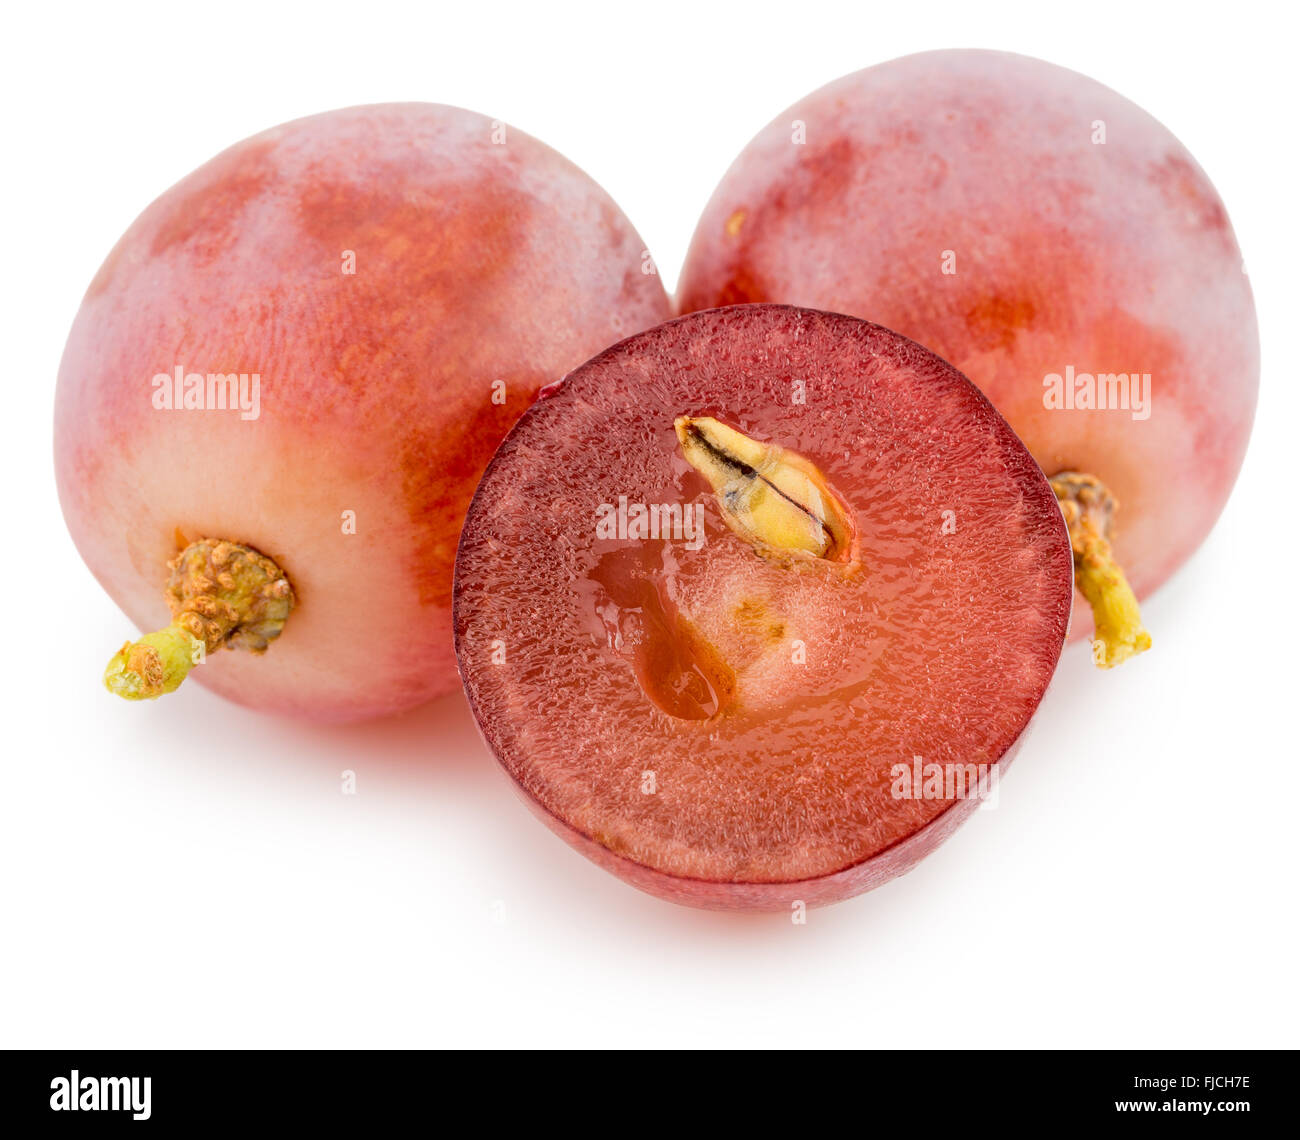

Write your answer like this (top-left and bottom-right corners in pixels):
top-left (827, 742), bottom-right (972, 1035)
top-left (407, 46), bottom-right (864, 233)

top-left (1050, 472), bottom-right (1151, 669)
top-left (103, 539), bottom-right (295, 701)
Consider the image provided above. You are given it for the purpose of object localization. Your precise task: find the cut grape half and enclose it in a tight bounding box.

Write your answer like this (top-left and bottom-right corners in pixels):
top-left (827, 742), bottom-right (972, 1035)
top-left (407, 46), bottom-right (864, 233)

top-left (454, 305), bottom-right (1072, 911)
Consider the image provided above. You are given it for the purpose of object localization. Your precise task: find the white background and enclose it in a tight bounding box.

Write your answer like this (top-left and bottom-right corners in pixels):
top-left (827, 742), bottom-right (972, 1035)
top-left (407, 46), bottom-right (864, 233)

top-left (3, 0), bottom-right (1296, 1048)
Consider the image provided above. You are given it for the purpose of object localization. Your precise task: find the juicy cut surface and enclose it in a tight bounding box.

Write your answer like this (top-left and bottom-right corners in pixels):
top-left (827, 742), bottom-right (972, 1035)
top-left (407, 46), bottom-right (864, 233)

top-left (455, 306), bottom-right (1072, 885)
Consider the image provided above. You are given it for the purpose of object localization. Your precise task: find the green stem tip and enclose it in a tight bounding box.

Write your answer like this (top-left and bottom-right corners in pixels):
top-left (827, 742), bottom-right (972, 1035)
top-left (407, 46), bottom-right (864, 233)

top-left (104, 626), bottom-right (203, 700)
